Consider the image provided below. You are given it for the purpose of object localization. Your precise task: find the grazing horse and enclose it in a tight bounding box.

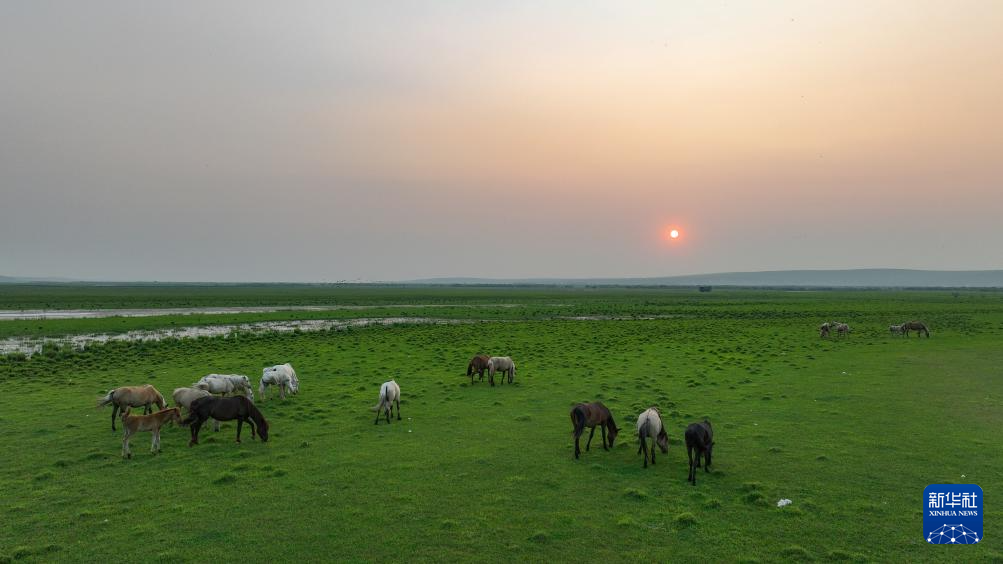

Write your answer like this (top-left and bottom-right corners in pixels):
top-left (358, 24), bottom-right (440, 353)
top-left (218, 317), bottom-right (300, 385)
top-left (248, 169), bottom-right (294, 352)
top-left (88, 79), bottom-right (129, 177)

top-left (819, 322), bottom-right (831, 338)
top-left (120, 407), bottom-right (182, 458)
top-left (194, 374), bottom-right (254, 399)
top-left (570, 402), bottom-right (619, 459)
top-left (97, 385), bottom-right (167, 431)
top-left (466, 355), bottom-right (491, 384)
top-left (636, 407), bottom-right (669, 468)
top-left (260, 364), bottom-right (298, 401)
top-left (183, 396), bottom-right (269, 446)
top-left (902, 321), bottom-right (930, 338)
top-left (172, 387), bottom-right (220, 432)
top-left (889, 324), bottom-right (905, 336)
top-left (372, 380), bottom-right (401, 424)
top-left (487, 356), bottom-right (516, 386)
top-left (684, 419), bottom-right (714, 485)
top-left (835, 323), bottom-right (850, 337)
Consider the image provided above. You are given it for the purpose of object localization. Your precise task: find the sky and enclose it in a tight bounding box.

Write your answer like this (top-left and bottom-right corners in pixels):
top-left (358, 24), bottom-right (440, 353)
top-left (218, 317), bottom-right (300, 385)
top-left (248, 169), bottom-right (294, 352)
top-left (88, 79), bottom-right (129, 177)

top-left (1, 1), bottom-right (1001, 282)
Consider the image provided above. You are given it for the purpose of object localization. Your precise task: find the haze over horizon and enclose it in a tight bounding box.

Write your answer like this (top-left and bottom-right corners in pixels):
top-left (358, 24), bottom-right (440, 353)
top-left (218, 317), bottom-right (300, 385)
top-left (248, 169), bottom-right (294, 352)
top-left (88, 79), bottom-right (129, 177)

top-left (3, 2), bottom-right (1002, 283)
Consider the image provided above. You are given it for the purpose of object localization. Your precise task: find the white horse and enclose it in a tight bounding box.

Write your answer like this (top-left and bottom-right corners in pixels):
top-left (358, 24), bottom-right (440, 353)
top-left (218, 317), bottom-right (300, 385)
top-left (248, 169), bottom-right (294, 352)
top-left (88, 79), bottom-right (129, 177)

top-left (487, 356), bottom-right (516, 386)
top-left (636, 407), bottom-right (669, 468)
top-left (172, 387), bottom-right (220, 432)
top-left (194, 374), bottom-right (254, 399)
top-left (835, 323), bottom-right (850, 337)
top-left (260, 363), bottom-right (298, 401)
top-left (372, 380), bottom-right (401, 424)
top-left (889, 324), bottom-right (904, 336)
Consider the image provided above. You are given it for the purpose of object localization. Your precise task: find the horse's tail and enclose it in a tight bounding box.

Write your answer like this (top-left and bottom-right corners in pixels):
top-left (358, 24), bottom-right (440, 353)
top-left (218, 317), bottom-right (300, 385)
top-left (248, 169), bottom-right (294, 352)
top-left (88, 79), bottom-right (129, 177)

top-left (96, 389), bottom-right (115, 408)
top-left (570, 406), bottom-right (585, 437)
top-left (372, 388), bottom-right (387, 412)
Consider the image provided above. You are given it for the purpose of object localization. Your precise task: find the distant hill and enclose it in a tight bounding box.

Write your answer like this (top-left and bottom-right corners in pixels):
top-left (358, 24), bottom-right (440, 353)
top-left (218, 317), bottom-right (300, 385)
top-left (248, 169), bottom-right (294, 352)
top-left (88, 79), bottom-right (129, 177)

top-left (406, 269), bottom-right (1003, 288)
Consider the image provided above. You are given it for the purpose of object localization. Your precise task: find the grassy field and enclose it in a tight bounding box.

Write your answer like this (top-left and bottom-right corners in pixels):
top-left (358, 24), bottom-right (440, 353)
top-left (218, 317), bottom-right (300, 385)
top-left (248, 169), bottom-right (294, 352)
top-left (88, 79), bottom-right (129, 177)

top-left (1, 288), bottom-right (1001, 562)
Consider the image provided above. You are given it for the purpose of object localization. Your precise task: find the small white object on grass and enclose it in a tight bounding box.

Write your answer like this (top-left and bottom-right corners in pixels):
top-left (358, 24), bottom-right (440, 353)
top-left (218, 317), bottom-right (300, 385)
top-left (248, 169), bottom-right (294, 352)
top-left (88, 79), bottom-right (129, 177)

top-left (777, 499), bottom-right (793, 507)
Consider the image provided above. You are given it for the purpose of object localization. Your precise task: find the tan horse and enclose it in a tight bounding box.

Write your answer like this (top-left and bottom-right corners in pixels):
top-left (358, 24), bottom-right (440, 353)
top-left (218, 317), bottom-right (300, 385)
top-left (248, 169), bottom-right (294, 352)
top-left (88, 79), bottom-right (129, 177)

top-left (97, 385), bottom-right (167, 431)
top-left (121, 407), bottom-right (182, 458)
top-left (902, 321), bottom-right (930, 338)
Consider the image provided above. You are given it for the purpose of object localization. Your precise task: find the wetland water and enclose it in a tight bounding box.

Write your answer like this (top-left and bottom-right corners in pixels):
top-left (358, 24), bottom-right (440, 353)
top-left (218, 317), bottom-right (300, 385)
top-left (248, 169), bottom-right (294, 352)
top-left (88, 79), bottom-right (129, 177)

top-left (0, 303), bottom-right (523, 320)
top-left (0, 317), bottom-right (473, 356)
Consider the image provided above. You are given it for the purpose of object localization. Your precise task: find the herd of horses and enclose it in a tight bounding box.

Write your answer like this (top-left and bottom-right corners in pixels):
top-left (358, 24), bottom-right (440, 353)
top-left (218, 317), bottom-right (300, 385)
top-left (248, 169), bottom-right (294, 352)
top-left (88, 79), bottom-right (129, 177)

top-left (98, 363), bottom-right (294, 458)
top-left (819, 320), bottom-right (930, 338)
top-left (569, 401), bottom-right (714, 484)
top-left (99, 322), bottom-right (926, 480)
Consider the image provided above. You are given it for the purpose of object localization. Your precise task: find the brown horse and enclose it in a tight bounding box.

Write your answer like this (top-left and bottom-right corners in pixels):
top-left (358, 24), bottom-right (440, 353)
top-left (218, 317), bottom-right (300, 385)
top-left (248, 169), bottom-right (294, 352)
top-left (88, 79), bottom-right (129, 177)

top-left (466, 354), bottom-right (490, 384)
top-left (183, 396), bottom-right (269, 446)
top-left (902, 321), bottom-right (930, 337)
top-left (97, 385), bottom-right (167, 431)
top-left (120, 407), bottom-right (182, 458)
top-left (570, 402), bottom-right (619, 459)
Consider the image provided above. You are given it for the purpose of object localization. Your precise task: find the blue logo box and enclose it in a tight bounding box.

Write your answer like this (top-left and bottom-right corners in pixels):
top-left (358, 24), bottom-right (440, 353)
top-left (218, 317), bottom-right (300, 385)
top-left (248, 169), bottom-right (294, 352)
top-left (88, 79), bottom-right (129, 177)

top-left (924, 484), bottom-right (983, 544)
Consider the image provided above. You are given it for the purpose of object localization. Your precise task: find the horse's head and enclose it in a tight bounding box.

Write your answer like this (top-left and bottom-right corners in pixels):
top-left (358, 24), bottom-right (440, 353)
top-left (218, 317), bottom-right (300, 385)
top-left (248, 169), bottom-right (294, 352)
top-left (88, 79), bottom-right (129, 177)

top-left (168, 408), bottom-right (182, 425)
top-left (156, 392), bottom-right (167, 409)
top-left (257, 419), bottom-right (269, 442)
top-left (656, 428), bottom-right (669, 454)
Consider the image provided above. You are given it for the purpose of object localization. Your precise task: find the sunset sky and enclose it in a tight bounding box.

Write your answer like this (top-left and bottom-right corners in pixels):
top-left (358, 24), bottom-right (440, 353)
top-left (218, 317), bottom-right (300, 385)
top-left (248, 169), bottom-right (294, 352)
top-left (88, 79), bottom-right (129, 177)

top-left (2, 2), bottom-right (1001, 281)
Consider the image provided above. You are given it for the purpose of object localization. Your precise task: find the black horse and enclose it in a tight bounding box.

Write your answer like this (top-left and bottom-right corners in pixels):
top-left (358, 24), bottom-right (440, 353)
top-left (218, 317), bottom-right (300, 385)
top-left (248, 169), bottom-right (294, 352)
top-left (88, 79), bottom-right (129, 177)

top-left (182, 396), bottom-right (269, 446)
top-left (684, 419), bottom-right (714, 485)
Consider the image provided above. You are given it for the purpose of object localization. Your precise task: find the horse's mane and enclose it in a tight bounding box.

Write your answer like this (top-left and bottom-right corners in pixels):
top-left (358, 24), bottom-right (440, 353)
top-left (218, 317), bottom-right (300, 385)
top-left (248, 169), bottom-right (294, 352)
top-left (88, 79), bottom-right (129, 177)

top-left (240, 396), bottom-right (268, 427)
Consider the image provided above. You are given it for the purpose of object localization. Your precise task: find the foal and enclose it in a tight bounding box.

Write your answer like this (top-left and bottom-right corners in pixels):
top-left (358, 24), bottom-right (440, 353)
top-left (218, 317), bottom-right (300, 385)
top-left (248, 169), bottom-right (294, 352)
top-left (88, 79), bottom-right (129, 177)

top-left (570, 402), bottom-right (619, 459)
top-left (120, 407), bottom-right (182, 459)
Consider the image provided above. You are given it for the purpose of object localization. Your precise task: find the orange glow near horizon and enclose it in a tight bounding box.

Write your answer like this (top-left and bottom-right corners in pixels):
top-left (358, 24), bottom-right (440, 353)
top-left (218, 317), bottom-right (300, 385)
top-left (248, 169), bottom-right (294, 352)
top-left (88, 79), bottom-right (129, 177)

top-left (663, 226), bottom-right (683, 242)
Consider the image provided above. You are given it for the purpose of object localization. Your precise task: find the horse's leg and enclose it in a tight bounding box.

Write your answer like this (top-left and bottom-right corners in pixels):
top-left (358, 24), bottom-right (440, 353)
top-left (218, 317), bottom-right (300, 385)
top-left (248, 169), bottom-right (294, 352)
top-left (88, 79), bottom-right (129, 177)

top-left (640, 433), bottom-right (648, 468)
top-left (189, 419), bottom-right (202, 446)
top-left (687, 446), bottom-right (695, 484)
top-left (574, 427), bottom-right (582, 459)
top-left (601, 424), bottom-right (608, 450)
top-left (586, 426), bottom-right (595, 451)
top-left (395, 397), bottom-right (401, 420)
top-left (385, 405), bottom-right (391, 424)
top-left (374, 403), bottom-right (382, 425)
top-left (144, 402), bottom-right (151, 415)
top-left (122, 428), bottom-right (131, 458)
top-left (213, 418), bottom-right (220, 432)
top-left (704, 449), bottom-right (711, 472)
top-left (111, 404), bottom-right (118, 431)
top-left (235, 419), bottom-right (243, 443)
top-left (151, 429), bottom-right (159, 454)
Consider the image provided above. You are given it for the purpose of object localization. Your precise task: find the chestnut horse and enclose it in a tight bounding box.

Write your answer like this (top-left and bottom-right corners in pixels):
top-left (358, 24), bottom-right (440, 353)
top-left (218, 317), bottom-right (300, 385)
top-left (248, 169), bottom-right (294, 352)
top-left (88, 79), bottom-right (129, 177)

top-left (120, 407), bottom-right (182, 458)
top-left (466, 355), bottom-right (490, 384)
top-left (570, 402), bottom-right (619, 459)
top-left (183, 396), bottom-right (269, 446)
top-left (97, 385), bottom-right (167, 431)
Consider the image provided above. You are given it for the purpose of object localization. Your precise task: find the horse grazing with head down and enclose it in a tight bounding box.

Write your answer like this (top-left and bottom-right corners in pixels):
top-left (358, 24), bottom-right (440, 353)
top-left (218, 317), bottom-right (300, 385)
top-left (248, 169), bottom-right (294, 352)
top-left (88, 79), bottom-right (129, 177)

top-left (487, 356), bottom-right (516, 386)
top-left (120, 407), bottom-right (182, 458)
top-left (466, 355), bottom-right (491, 384)
top-left (183, 396), bottom-right (269, 446)
top-left (570, 402), bottom-right (618, 459)
top-left (685, 419), bottom-right (714, 485)
top-left (194, 374), bottom-right (254, 399)
top-left (636, 407), bottom-right (669, 468)
top-left (902, 321), bottom-right (930, 338)
top-left (97, 385), bottom-right (167, 431)
top-left (172, 387), bottom-right (220, 432)
top-left (259, 363), bottom-right (299, 401)
top-left (372, 380), bottom-right (401, 424)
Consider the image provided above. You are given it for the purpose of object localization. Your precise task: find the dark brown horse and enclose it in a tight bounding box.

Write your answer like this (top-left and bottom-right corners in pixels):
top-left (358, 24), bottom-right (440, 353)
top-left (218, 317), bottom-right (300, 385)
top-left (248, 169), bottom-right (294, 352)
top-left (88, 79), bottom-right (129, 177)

top-left (466, 354), bottom-right (490, 384)
top-left (902, 321), bottom-right (930, 337)
top-left (182, 396), bottom-right (269, 446)
top-left (685, 419), bottom-right (714, 485)
top-left (570, 402), bottom-right (619, 459)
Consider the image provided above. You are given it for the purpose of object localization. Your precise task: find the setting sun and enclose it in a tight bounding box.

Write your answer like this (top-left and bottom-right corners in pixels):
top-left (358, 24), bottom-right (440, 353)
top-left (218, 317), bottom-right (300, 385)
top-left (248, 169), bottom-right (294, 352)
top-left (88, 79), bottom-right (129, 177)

top-left (670, 229), bottom-right (679, 239)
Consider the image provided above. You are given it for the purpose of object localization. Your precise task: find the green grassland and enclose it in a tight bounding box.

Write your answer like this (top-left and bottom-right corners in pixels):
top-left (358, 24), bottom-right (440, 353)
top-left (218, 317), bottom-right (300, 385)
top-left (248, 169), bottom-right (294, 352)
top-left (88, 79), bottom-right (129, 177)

top-left (1, 289), bottom-right (1002, 562)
